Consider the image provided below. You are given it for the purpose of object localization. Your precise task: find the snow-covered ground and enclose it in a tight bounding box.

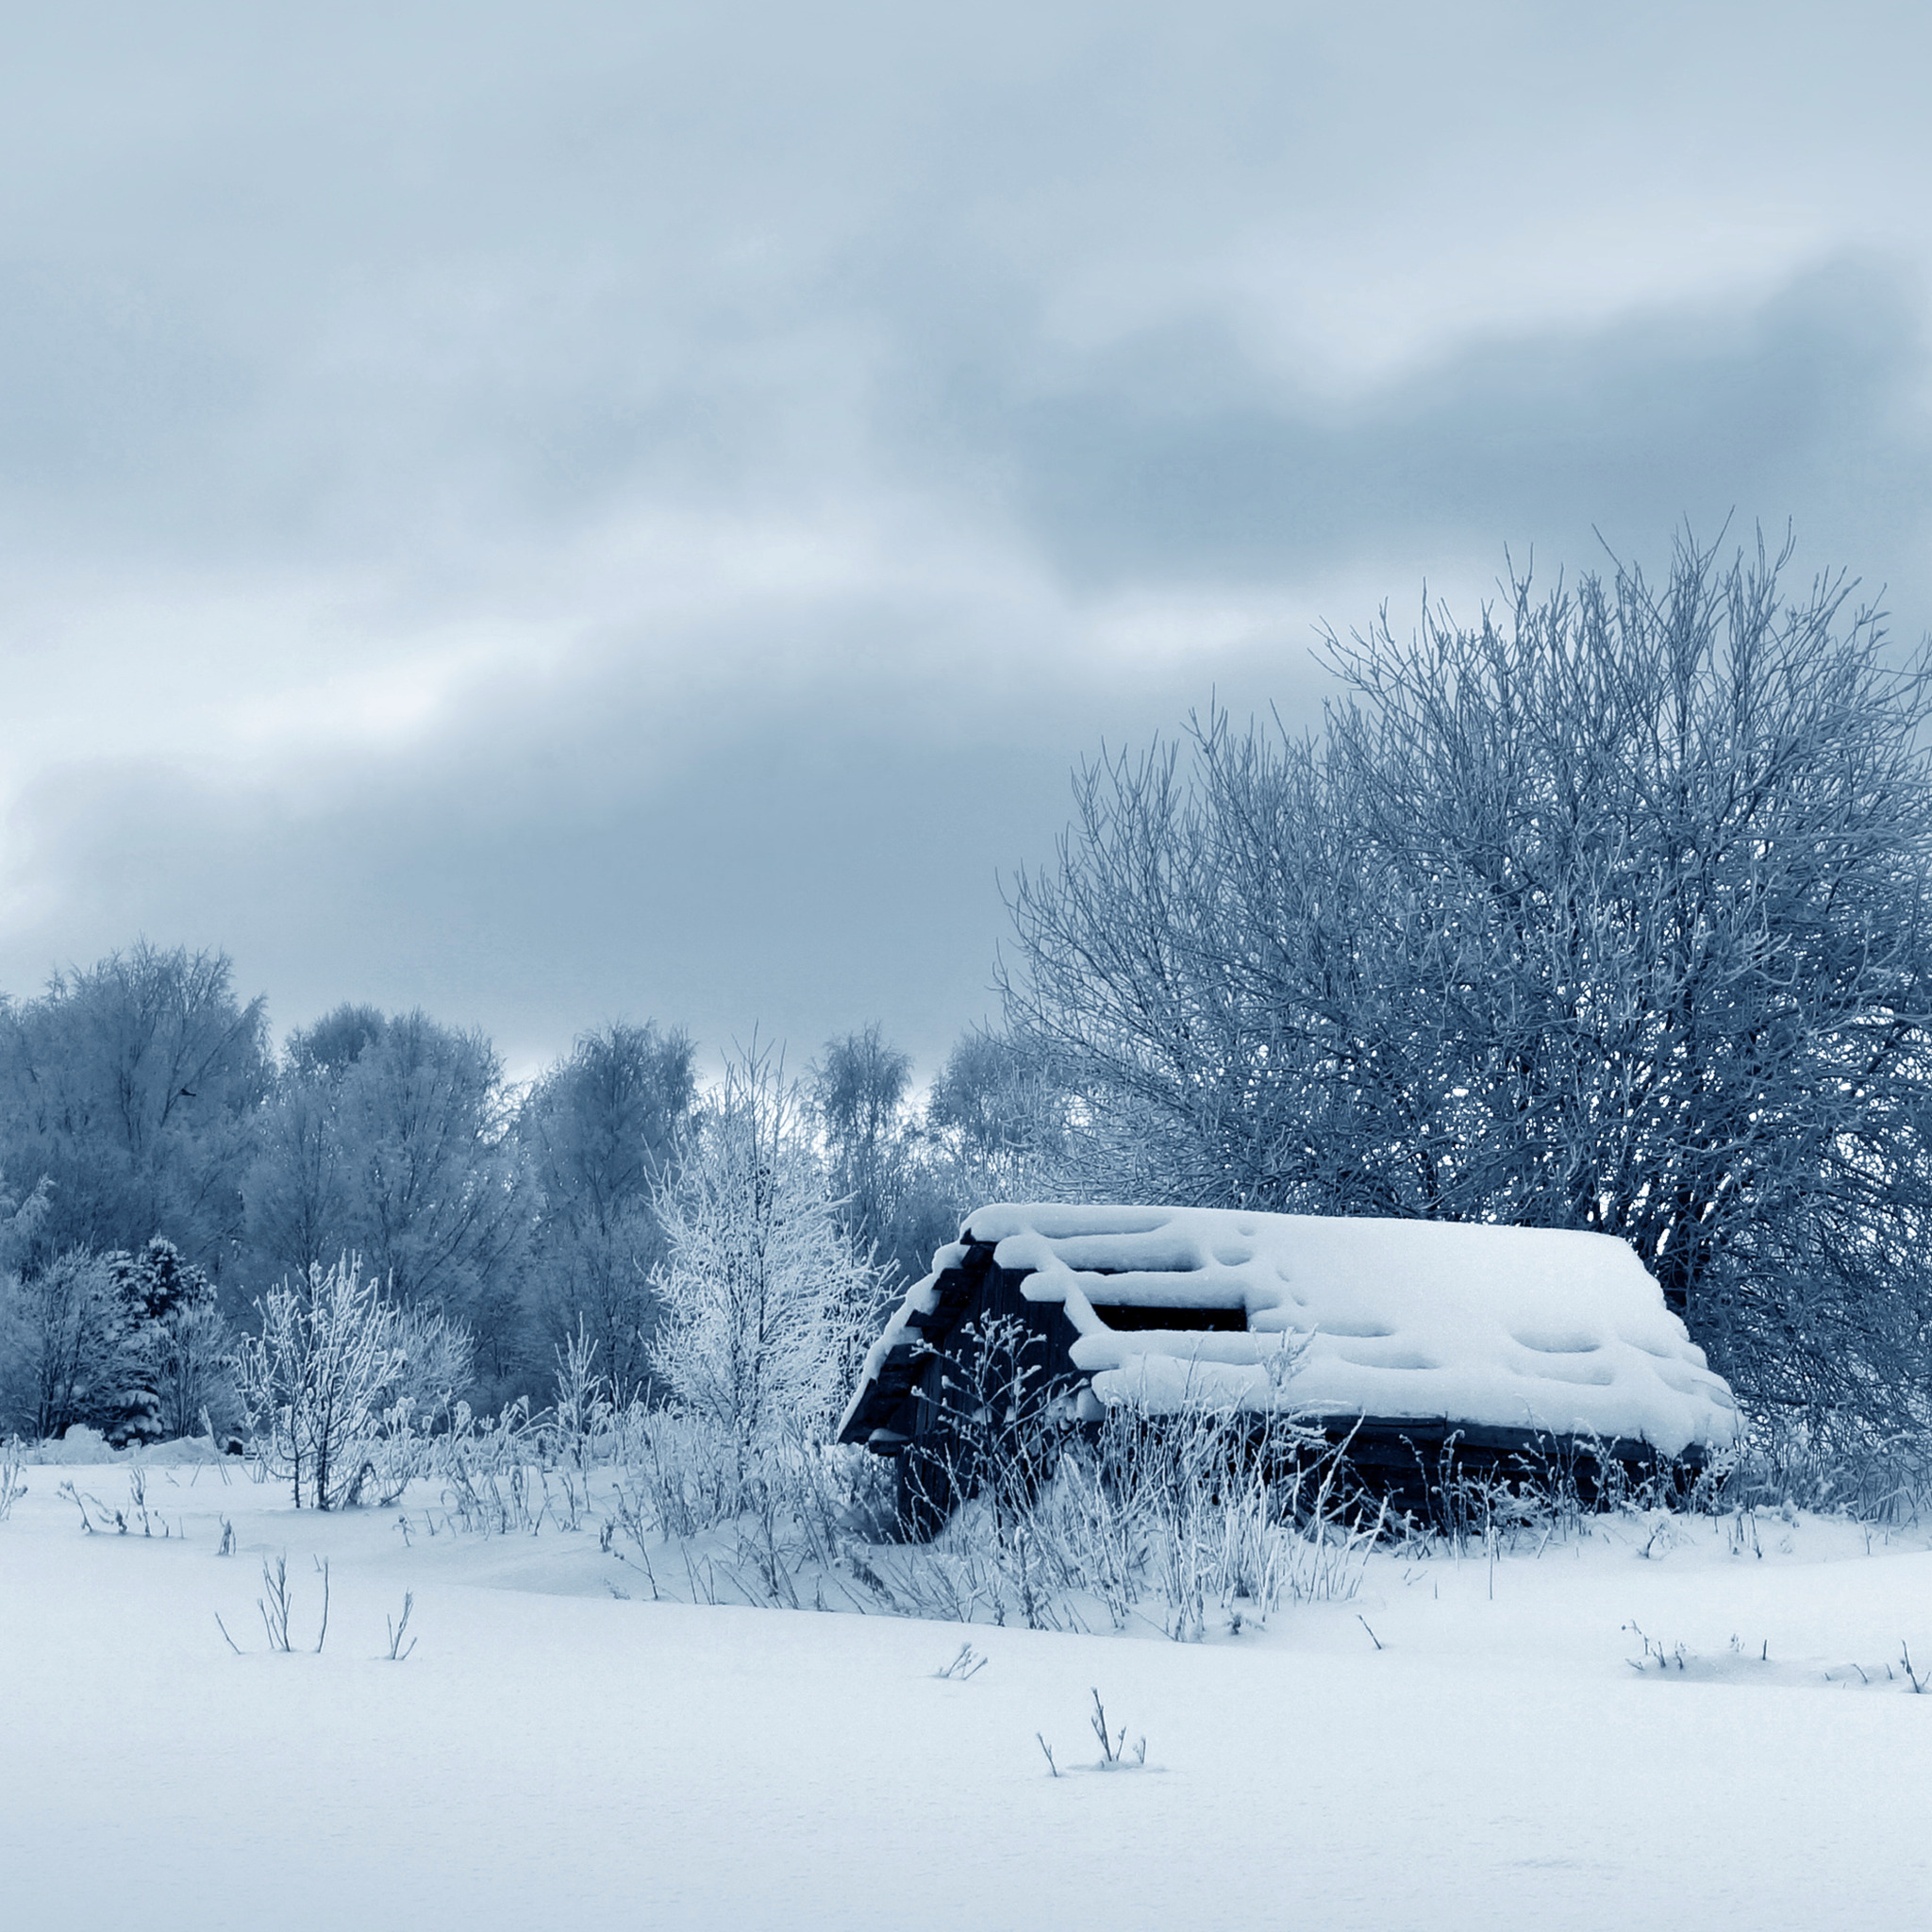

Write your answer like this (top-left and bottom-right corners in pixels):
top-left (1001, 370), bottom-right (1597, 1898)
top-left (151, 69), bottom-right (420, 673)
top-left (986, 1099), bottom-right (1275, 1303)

top-left (4, 1453), bottom-right (1931, 1931)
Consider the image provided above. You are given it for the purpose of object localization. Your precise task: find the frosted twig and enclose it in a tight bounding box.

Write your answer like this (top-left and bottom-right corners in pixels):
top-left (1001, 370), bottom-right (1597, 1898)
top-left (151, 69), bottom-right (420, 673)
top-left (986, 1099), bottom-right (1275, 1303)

top-left (385, 1591), bottom-right (417, 1660)
top-left (312, 1557), bottom-right (330, 1654)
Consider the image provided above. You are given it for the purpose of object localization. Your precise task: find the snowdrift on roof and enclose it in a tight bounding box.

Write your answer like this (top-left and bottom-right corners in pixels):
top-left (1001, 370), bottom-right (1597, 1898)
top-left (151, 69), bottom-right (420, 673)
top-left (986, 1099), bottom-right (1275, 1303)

top-left (859, 1204), bottom-right (1740, 1458)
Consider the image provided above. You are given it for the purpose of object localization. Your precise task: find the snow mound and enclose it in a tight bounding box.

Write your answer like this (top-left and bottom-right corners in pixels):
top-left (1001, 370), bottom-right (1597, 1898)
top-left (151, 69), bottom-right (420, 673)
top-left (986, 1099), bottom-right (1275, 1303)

top-left (958, 1205), bottom-right (1740, 1457)
top-left (21, 1429), bottom-right (235, 1467)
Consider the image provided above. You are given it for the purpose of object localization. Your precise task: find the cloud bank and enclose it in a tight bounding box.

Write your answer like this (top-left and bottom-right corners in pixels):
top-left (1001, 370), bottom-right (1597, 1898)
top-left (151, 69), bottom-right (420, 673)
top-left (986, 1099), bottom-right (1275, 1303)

top-left (3, 2), bottom-right (1929, 1074)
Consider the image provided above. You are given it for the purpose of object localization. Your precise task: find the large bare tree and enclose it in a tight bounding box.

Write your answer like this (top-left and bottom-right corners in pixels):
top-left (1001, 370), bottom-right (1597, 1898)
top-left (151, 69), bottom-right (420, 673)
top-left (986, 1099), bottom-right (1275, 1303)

top-left (1003, 533), bottom-right (1932, 1422)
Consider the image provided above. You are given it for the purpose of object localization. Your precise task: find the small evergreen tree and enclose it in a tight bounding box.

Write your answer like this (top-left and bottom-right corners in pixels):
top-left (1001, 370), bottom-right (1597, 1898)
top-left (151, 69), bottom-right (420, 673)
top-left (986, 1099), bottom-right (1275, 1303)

top-left (103, 1238), bottom-right (224, 1447)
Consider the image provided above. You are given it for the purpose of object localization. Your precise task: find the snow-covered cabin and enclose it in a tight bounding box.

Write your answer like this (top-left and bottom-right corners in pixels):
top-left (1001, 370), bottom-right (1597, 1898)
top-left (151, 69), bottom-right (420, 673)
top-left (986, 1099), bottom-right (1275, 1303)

top-left (838, 1204), bottom-right (1741, 1524)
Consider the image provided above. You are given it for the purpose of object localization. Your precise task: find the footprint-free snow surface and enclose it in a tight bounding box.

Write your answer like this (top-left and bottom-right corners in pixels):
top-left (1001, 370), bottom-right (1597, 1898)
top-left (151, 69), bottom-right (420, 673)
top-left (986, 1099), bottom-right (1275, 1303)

top-left (4, 1449), bottom-right (1930, 1931)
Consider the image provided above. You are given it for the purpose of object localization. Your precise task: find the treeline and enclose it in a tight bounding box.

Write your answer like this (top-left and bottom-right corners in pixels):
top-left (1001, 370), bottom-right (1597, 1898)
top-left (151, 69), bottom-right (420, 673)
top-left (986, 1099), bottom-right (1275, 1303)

top-left (8, 532), bottom-right (1925, 1452)
top-left (0, 945), bottom-right (1071, 1441)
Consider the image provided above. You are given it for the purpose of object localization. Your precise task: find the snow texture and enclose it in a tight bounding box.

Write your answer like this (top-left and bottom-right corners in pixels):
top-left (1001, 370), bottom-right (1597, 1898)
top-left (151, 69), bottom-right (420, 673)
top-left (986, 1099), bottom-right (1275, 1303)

top-left (4, 1451), bottom-right (1932, 1932)
top-left (858, 1205), bottom-right (1740, 1457)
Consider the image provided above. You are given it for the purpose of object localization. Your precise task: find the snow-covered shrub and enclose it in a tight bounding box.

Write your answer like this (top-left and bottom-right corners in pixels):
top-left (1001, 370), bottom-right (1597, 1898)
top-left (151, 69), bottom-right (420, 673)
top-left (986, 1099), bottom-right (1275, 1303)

top-left (236, 1256), bottom-right (405, 1509)
top-left (392, 1305), bottom-right (475, 1423)
top-left (848, 1315), bottom-right (1372, 1635)
top-left (545, 1321), bottom-right (615, 1473)
top-left (1724, 1417), bottom-right (1932, 1524)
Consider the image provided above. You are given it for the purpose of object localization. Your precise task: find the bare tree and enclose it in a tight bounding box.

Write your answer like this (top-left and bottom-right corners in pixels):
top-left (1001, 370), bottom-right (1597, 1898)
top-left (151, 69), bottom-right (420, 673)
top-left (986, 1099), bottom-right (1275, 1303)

top-left (1004, 531), bottom-right (1932, 1422)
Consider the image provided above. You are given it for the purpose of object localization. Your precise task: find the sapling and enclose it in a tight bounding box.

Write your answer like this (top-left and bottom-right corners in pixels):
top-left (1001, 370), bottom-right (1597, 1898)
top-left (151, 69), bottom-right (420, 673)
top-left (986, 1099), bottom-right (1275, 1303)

top-left (935, 1641), bottom-right (988, 1680)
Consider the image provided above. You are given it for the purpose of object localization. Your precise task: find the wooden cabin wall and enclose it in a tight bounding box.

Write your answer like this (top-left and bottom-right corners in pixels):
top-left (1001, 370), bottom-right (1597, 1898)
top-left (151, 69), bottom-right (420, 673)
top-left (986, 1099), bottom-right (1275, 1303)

top-left (894, 1260), bottom-right (1089, 1538)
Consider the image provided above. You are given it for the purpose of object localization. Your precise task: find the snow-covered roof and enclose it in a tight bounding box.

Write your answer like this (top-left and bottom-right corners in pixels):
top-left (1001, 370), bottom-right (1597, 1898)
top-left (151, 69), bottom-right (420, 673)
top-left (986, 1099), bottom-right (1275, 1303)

top-left (844, 1203), bottom-right (1740, 1458)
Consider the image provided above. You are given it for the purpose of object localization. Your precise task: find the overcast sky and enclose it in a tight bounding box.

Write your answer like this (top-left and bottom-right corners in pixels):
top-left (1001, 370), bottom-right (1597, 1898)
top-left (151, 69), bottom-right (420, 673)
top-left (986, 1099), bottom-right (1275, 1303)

top-left (4, 1), bottom-right (1929, 1079)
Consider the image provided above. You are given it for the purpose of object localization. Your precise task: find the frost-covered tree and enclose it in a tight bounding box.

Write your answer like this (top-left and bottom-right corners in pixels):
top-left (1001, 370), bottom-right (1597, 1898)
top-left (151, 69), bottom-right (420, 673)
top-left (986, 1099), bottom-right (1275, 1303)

top-left (521, 1021), bottom-right (694, 1398)
top-left (242, 1067), bottom-right (350, 1292)
top-left (1003, 531), bottom-right (1932, 1422)
top-left (651, 1044), bottom-right (881, 1459)
top-left (809, 1025), bottom-right (912, 1255)
top-left (0, 1248), bottom-right (120, 1441)
top-left (235, 1255), bottom-right (406, 1508)
top-left (0, 943), bottom-right (271, 1284)
top-left (0, 1170), bottom-right (50, 1275)
top-left (923, 1025), bottom-right (1077, 1210)
top-left (243, 1007), bottom-right (532, 1403)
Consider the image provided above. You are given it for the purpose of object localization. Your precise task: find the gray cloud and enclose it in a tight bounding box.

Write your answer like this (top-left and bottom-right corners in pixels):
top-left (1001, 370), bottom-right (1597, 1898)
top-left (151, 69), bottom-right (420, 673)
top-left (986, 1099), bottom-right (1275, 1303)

top-left (4, 3), bottom-right (1931, 1074)
top-left (891, 257), bottom-right (1932, 618)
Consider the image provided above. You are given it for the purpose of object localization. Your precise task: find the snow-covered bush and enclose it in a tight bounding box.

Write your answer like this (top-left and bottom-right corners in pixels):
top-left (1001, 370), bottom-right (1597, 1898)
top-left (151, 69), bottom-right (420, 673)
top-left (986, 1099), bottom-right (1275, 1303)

top-left (236, 1255), bottom-right (406, 1508)
top-left (545, 1321), bottom-right (615, 1472)
top-left (392, 1304), bottom-right (475, 1423)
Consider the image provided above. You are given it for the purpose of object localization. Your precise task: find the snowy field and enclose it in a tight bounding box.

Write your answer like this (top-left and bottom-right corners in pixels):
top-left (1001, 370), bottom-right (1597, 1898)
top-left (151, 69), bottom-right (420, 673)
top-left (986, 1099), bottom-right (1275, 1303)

top-left (5, 1452), bottom-right (1932, 1932)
